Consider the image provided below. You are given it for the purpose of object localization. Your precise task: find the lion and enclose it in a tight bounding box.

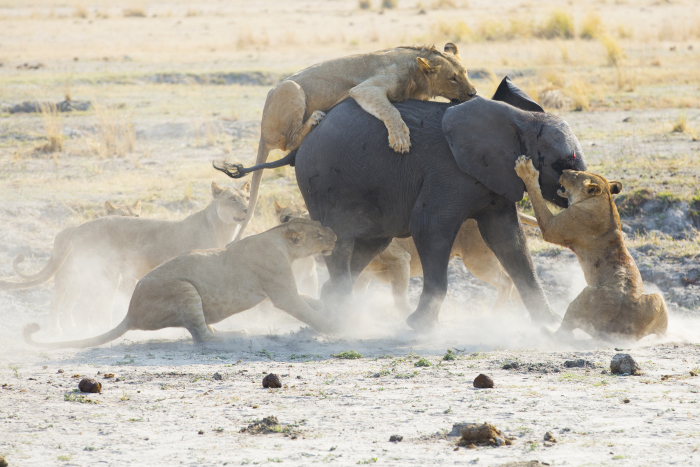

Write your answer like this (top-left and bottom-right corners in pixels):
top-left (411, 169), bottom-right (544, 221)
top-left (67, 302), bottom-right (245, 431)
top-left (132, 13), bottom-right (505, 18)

top-left (23, 218), bottom-right (338, 348)
top-left (1, 182), bottom-right (250, 334)
top-left (273, 200), bottom-right (319, 297)
top-left (514, 156), bottom-right (668, 340)
top-left (213, 43), bottom-right (478, 241)
top-left (11, 200), bottom-right (142, 279)
top-left (356, 218), bottom-right (525, 313)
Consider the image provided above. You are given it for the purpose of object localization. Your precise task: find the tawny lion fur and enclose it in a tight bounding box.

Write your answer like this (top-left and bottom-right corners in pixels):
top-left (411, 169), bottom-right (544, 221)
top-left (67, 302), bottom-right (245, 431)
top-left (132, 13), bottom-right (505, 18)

top-left (2, 182), bottom-right (250, 333)
top-left (273, 200), bottom-right (319, 298)
top-left (222, 43), bottom-right (478, 241)
top-left (514, 156), bottom-right (668, 340)
top-left (23, 219), bottom-right (338, 348)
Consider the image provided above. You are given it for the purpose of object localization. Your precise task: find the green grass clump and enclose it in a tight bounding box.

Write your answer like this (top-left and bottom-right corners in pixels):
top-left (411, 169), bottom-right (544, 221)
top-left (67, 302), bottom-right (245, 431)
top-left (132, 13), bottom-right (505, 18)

top-left (443, 349), bottom-right (456, 361)
top-left (333, 350), bottom-right (363, 359)
top-left (414, 358), bottom-right (432, 367)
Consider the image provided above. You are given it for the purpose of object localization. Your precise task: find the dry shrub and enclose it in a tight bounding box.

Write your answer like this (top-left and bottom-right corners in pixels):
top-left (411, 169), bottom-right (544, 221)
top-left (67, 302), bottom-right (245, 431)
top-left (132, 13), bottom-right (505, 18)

top-left (37, 102), bottom-right (63, 153)
top-left (382, 0), bottom-right (397, 8)
top-left (580, 12), bottom-right (604, 40)
top-left (432, 0), bottom-right (459, 8)
top-left (539, 10), bottom-right (575, 39)
top-left (73, 5), bottom-right (88, 19)
top-left (358, 0), bottom-right (371, 9)
top-left (236, 25), bottom-right (270, 49)
top-left (123, 8), bottom-right (146, 18)
top-left (615, 66), bottom-right (635, 92)
top-left (672, 112), bottom-right (687, 134)
top-left (94, 103), bottom-right (136, 158)
top-left (568, 79), bottom-right (590, 111)
top-left (600, 34), bottom-right (623, 66)
top-left (432, 19), bottom-right (471, 43)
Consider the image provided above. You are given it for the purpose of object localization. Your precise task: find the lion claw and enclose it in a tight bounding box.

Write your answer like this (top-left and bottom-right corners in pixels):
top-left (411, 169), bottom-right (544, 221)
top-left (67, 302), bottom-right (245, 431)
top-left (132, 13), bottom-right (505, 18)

top-left (514, 155), bottom-right (539, 181)
top-left (310, 110), bottom-right (326, 126)
top-left (388, 125), bottom-right (411, 154)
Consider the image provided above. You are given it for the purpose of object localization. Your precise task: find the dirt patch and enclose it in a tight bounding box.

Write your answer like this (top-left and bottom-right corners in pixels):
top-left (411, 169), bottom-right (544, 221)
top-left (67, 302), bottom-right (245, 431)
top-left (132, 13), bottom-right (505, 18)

top-left (240, 416), bottom-right (301, 439)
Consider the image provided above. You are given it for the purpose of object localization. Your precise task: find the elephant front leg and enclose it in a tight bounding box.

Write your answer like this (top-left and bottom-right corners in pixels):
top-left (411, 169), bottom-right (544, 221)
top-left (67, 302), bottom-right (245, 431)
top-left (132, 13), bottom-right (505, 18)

top-left (475, 204), bottom-right (560, 325)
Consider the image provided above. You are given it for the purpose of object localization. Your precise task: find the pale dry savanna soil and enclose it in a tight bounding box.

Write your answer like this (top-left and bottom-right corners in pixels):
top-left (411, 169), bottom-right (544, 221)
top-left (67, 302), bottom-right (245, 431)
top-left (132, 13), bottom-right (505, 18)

top-left (1, 1), bottom-right (700, 466)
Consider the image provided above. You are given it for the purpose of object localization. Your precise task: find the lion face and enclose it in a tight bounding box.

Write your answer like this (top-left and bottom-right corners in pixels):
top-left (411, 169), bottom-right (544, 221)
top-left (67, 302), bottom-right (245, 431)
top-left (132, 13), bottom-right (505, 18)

top-left (421, 43), bottom-right (478, 103)
top-left (212, 181), bottom-right (250, 225)
top-left (273, 200), bottom-right (309, 224)
top-left (283, 218), bottom-right (337, 257)
top-left (557, 170), bottom-right (622, 204)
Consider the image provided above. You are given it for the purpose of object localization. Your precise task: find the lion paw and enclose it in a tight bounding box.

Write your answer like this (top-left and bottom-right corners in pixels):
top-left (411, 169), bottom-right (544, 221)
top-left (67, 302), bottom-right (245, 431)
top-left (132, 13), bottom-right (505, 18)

top-left (310, 110), bottom-right (326, 126)
top-left (388, 124), bottom-right (411, 154)
top-left (514, 155), bottom-right (539, 181)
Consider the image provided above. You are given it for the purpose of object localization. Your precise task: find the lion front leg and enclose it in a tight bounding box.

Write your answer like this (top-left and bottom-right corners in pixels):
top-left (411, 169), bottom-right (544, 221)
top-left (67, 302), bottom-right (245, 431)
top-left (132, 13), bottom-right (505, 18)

top-left (349, 80), bottom-right (411, 153)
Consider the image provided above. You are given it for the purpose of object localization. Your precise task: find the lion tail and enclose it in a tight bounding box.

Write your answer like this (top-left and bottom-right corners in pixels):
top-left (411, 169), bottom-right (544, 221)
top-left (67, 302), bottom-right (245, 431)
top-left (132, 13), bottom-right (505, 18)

top-left (518, 212), bottom-right (539, 228)
top-left (23, 318), bottom-right (132, 349)
top-left (0, 243), bottom-right (73, 291)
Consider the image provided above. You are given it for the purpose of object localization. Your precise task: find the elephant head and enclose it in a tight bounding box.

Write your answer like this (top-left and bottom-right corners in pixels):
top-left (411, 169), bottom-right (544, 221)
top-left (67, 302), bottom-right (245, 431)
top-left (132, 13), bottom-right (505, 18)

top-left (442, 77), bottom-right (586, 208)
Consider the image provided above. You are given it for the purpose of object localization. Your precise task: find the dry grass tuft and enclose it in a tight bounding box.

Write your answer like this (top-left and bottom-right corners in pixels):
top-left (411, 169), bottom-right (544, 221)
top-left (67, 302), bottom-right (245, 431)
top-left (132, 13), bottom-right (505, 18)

top-left (580, 12), bottom-right (604, 40)
top-left (236, 26), bottom-right (270, 49)
top-left (672, 112), bottom-right (687, 133)
top-left (358, 0), bottom-right (372, 9)
top-left (37, 102), bottom-right (63, 154)
top-left (123, 8), bottom-right (146, 18)
top-left (73, 5), bottom-right (88, 19)
top-left (432, 0), bottom-right (459, 9)
top-left (94, 103), bottom-right (136, 158)
top-left (600, 34), bottom-right (624, 66)
top-left (432, 19), bottom-right (471, 43)
top-left (381, 0), bottom-right (398, 9)
top-left (568, 79), bottom-right (590, 111)
top-left (185, 8), bottom-right (198, 17)
top-left (539, 10), bottom-right (575, 39)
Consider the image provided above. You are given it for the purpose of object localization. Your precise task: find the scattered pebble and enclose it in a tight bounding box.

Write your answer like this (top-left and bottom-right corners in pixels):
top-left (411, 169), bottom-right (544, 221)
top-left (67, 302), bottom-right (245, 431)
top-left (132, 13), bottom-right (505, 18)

top-left (564, 359), bottom-right (593, 368)
top-left (473, 374), bottom-right (494, 389)
top-left (623, 399), bottom-right (630, 403)
top-left (213, 372), bottom-right (224, 381)
top-left (198, 430), bottom-right (204, 435)
top-left (57, 369), bottom-right (64, 374)
top-left (78, 378), bottom-right (102, 394)
top-left (262, 374), bottom-right (282, 388)
top-left (610, 354), bottom-right (642, 376)
top-left (389, 434), bottom-right (403, 442)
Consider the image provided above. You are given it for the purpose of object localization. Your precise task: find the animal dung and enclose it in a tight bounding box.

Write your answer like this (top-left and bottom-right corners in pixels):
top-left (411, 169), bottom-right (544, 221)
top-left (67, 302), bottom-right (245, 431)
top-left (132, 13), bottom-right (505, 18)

top-left (544, 431), bottom-right (557, 443)
top-left (0, 455), bottom-right (7, 467)
top-left (473, 373), bottom-right (494, 389)
top-left (78, 378), bottom-right (102, 393)
top-left (103, 373), bottom-right (115, 378)
top-left (610, 353), bottom-right (642, 376)
top-left (457, 423), bottom-right (512, 447)
top-left (262, 373), bottom-right (282, 388)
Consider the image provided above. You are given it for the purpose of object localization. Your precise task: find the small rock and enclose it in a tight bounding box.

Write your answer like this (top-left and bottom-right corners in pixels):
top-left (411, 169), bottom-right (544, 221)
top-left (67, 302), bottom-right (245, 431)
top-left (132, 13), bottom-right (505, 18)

top-left (72, 374), bottom-right (81, 378)
top-left (623, 399), bottom-right (630, 403)
top-left (213, 372), bottom-right (223, 381)
top-left (78, 378), bottom-right (102, 393)
top-left (622, 116), bottom-right (633, 123)
top-left (0, 455), bottom-right (7, 467)
top-left (389, 434), bottom-right (403, 442)
top-left (57, 369), bottom-right (64, 374)
top-left (690, 371), bottom-right (698, 377)
top-left (544, 431), bottom-right (557, 442)
top-left (103, 373), bottom-right (115, 378)
top-left (601, 369), bottom-right (609, 375)
top-left (198, 430), bottom-right (204, 435)
top-left (473, 374), bottom-right (494, 389)
top-left (262, 373), bottom-right (282, 388)
top-left (564, 359), bottom-right (593, 368)
top-left (610, 353), bottom-right (642, 376)
top-left (502, 362), bottom-right (519, 370)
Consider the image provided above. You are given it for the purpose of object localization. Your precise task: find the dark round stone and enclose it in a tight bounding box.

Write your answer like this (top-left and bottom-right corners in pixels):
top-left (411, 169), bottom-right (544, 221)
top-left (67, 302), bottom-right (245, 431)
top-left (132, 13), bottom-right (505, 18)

top-left (78, 378), bottom-right (102, 393)
top-left (473, 374), bottom-right (494, 389)
top-left (262, 373), bottom-right (282, 388)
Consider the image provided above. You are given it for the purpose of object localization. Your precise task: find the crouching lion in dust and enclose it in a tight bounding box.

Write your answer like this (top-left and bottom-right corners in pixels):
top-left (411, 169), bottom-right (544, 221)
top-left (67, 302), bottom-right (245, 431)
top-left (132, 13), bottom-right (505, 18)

top-left (23, 218), bottom-right (338, 348)
top-left (2, 182), bottom-right (249, 334)
top-left (514, 156), bottom-right (668, 340)
top-left (214, 43), bottom-right (478, 241)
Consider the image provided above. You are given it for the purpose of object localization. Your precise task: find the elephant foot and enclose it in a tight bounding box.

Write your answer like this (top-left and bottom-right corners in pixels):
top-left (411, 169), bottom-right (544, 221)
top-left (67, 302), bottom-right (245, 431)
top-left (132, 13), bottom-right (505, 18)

top-left (406, 310), bottom-right (438, 332)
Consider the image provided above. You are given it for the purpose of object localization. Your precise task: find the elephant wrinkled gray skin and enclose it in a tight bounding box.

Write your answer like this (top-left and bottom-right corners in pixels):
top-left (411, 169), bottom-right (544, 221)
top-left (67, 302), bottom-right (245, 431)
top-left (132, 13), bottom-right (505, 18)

top-left (221, 78), bottom-right (587, 331)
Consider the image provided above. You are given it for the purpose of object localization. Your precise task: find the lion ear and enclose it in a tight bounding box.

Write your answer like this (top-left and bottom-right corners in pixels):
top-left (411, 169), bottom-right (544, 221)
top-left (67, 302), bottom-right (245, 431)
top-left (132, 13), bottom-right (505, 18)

top-left (241, 181), bottom-right (251, 194)
top-left (273, 200), bottom-right (284, 214)
top-left (444, 42), bottom-right (459, 56)
top-left (104, 201), bottom-right (117, 214)
top-left (608, 180), bottom-right (623, 195)
top-left (416, 57), bottom-right (438, 74)
top-left (284, 230), bottom-right (305, 246)
top-left (211, 181), bottom-right (225, 198)
top-left (132, 200), bottom-right (142, 214)
top-left (583, 179), bottom-right (603, 196)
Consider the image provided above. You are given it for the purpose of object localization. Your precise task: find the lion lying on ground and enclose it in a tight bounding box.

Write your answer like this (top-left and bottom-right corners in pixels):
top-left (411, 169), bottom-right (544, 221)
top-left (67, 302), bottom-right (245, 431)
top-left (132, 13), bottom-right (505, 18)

top-left (355, 212), bottom-right (538, 313)
top-left (23, 219), bottom-right (337, 348)
top-left (214, 43), bottom-right (478, 241)
top-left (514, 156), bottom-right (668, 340)
top-left (11, 200), bottom-right (142, 279)
top-left (2, 182), bottom-right (250, 333)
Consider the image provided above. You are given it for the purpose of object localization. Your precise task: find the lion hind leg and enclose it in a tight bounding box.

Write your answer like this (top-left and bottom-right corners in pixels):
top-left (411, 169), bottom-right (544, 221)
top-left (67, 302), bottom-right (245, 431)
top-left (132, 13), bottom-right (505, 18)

top-left (607, 293), bottom-right (669, 339)
top-left (557, 286), bottom-right (617, 339)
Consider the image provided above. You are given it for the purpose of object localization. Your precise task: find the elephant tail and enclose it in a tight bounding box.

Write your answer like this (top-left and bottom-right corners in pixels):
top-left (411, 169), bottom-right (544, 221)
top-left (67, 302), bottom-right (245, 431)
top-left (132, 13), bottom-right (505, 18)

top-left (518, 212), bottom-right (539, 228)
top-left (212, 150), bottom-right (297, 179)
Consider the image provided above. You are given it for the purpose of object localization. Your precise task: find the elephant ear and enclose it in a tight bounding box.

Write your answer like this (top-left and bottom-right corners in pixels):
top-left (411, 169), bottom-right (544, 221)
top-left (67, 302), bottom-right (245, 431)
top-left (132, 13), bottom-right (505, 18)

top-left (442, 97), bottom-right (531, 203)
top-left (491, 76), bottom-right (544, 113)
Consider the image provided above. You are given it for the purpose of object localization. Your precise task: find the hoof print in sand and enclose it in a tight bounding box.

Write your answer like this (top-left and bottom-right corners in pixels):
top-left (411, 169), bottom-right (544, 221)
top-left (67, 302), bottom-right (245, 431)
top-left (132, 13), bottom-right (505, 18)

top-left (457, 423), bottom-right (512, 447)
top-left (610, 353), bottom-right (642, 376)
top-left (473, 374), bottom-right (494, 389)
top-left (262, 373), bottom-right (282, 388)
top-left (78, 378), bottom-right (102, 393)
